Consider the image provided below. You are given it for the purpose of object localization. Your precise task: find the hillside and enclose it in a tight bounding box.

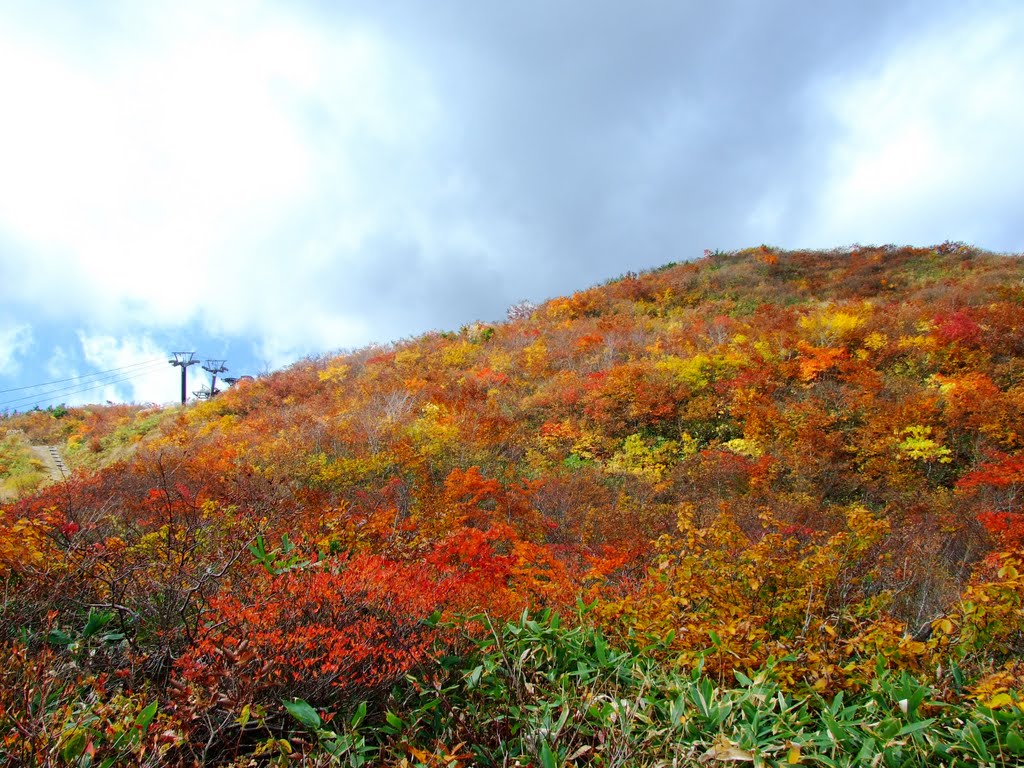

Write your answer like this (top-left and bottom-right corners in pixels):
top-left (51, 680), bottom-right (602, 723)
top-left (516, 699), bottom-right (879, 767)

top-left (2, 244), bottom-right (1024, 765)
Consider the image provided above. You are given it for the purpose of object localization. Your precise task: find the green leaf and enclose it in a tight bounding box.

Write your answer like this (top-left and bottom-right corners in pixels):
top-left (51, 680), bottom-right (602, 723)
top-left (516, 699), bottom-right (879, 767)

top-left (135, 700), bottom-right (158, 732)
top-left (554, 704), bottom-right (571, 734)
top-left (385, 711), bottom-right (403, 731)
top-left (962, 721), bottom-right (991, 761)
top-left (576, 595), bottom-right (596, 615)
top-left (594, 631), bottom-right (608, 665)
top-left (61, 729), bottom-right (89, 761)
top-left (82, 609), bottom-right (113, 639)
top-left (951, 661), bottom-right (964, 690)
top-left (351, 701), bottom-right (367, 729)
top-left (854, 738), bottom-right (877, 763)
top-left (539, 741), bottom-right (557, 768)
top-left (249, 534), bottom-right (267, 559)
top-left (47, 628), bottom-right (73, 646)
top-left (896, 718), bottom-right (935, 737)
top-left (283, 698), bottom-right (321, 731)
top-left (1006, 729), bottom-right (1024, 754)
top-left (876, 716), bottom-right (901, 741)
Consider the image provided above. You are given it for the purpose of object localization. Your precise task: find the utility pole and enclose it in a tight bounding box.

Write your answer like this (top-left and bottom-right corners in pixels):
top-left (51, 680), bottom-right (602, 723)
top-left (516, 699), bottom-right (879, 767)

top-left (202, 360), bottom-right (228, 398)
top-left (169, 352), bottom-right (200, 405)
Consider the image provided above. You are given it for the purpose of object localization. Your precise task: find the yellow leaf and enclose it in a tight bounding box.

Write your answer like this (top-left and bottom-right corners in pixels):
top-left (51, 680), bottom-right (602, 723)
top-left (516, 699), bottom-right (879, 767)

top-left (933, 618), bottom-right (954, 635)
top-left (787, 742), bottom-right (802, 764)
top-left (700, 735), bottom-right (754, 763)
top-left (985, 692), bottom-right (1015, 709)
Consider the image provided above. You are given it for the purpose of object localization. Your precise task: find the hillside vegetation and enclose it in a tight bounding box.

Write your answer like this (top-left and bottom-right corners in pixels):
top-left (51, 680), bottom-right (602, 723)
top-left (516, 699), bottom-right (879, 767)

top-left (2, 244), bottom-right (1023, 766)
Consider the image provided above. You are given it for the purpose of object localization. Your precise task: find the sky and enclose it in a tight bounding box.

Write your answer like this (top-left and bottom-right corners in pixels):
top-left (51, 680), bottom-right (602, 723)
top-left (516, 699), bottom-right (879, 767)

top-left (1, 1), bottom-right (1023, 409)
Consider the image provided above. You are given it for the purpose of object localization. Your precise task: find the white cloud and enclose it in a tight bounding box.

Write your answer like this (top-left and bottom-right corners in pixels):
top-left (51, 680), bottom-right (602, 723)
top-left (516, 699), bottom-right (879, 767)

top-left (3, 1), bottom-right (1022, 384)
top-left (46, 346), bottom-right (72, 381)
top-left (77, 333), bottom-right (174, 405)
top-left (806, 7), bottom-right (1024, 250)
top-left (0, 323), bottom-right (33, 376)
top-left (0, 2), bottom-right (440, 353)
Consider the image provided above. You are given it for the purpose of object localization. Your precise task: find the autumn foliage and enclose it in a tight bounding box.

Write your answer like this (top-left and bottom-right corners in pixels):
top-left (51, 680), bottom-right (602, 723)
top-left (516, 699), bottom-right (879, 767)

top-left (3, 244), bottom-right (1024, 764)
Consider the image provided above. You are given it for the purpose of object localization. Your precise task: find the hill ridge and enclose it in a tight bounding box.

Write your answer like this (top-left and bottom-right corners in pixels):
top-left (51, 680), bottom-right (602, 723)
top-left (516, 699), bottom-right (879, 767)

top-left (2, 244), bottom-right (1023, 764)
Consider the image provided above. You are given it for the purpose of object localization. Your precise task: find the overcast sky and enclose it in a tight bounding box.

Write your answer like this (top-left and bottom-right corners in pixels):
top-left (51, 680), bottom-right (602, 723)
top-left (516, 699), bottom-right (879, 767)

top-left (1, 1), bottom-right (1022, 408)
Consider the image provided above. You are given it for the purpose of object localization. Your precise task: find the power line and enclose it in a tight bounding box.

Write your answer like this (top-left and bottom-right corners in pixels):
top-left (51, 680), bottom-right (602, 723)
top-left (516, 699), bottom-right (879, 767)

top-left (1, 354), bottom-right (237, 411)
top-left (0, 361), bottom-right (167, 409)
top-left (0, 358), bottom-right (166, 395)
top-left (0, 362), bottom-right (169, 410)
top-left (0, 361), bottom-right (168, 409)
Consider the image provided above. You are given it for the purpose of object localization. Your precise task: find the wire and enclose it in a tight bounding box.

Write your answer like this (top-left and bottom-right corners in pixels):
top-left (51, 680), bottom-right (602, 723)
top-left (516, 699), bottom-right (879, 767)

top-left (0, 358), bottom-right (167, 394)
top-left (0, 365), bottom-right (167, 410)
top-left (0, 361), bottom-right (170, 410)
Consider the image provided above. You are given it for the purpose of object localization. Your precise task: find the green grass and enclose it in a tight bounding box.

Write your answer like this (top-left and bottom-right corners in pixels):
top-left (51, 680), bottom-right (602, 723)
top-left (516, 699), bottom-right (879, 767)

top-left (0, 432), bottom-right (48, 499)
top-left (277, 609), bottom-right (1024, 766)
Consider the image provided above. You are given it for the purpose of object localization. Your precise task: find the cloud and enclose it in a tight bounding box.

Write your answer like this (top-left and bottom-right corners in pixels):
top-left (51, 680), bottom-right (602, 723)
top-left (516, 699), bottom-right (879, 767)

top-left (1, 0), bottom-right (1022, 380)
top-left (0, 2), bottom-right (438, 349)
top-left (77, 333), bottom-right (174, 405)
top-left (0, 323), bottom-right (33, 377)
top-left (805, 5), bottom-right (1024, 250)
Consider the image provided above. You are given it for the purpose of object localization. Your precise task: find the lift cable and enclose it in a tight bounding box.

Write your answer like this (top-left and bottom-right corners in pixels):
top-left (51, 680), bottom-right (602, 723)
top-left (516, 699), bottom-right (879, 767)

top-left (0, 358), bottom-right (167, 394)
top-left (0, 361), bottom-right (168, 410)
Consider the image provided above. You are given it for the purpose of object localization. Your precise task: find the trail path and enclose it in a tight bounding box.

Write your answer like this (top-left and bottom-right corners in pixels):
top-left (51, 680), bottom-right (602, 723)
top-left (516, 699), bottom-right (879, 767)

top-left (31, 445), bottom-right (68, 482)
